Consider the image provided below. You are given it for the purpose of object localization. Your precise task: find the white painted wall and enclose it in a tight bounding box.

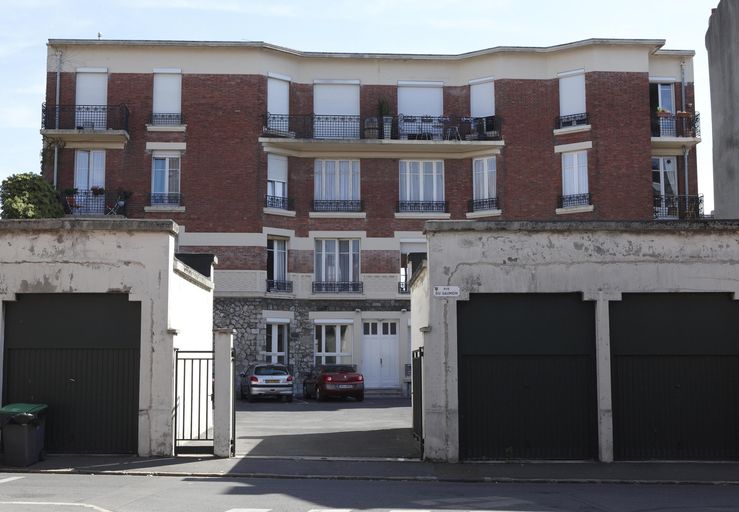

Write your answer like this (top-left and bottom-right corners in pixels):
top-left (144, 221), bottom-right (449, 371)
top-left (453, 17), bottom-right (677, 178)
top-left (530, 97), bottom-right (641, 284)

top-left (0, 219), bottom-right (214, 457)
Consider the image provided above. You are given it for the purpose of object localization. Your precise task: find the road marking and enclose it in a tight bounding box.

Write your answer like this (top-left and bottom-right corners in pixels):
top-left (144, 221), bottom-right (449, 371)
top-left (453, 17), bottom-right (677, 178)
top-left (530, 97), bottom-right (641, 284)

top-left (0, 477), bottom-right (24, 484)
top-left (0, 502), bottom-right (114, 512)
top-left (224, 509), bottom-right (272, 512)
top-left (307, 510), bottom-right (353, 512)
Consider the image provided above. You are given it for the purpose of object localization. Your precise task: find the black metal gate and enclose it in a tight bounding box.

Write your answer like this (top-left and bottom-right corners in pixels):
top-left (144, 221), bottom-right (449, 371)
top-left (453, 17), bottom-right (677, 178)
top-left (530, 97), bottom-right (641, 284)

top-left (174, 350), bottom-right (214, 455)
top-left (412, 347), bottom-right (424, 446)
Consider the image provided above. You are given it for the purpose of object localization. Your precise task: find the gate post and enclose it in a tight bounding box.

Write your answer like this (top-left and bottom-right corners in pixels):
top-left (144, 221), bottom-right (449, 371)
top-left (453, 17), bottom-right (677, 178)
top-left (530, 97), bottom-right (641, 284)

top-left (213, 329), bottom-right (234, 457)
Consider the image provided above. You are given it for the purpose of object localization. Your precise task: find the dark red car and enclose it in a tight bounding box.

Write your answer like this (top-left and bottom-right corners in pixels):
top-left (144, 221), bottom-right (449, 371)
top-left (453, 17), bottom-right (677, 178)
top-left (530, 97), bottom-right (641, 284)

top-left (303, 364), bottom-right (364, 401)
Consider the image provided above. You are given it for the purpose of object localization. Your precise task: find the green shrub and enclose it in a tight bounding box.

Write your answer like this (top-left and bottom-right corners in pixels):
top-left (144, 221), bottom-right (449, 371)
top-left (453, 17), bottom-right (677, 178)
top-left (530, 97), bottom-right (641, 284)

top-left (0, 173), bottom-right (64, 219)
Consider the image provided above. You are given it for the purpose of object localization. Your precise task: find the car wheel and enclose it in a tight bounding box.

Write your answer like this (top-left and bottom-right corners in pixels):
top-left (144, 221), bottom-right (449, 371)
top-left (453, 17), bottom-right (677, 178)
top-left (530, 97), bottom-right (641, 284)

top-left (316, 386), bottom-right (325, 402)
top-left (356, 392), bottom-right (364, 402)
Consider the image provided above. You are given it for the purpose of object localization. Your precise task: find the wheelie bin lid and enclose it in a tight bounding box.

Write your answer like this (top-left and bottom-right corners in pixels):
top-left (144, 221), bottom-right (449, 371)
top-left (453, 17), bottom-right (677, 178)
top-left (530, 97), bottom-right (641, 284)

top-left (0, 403), bottom-right (47, 415)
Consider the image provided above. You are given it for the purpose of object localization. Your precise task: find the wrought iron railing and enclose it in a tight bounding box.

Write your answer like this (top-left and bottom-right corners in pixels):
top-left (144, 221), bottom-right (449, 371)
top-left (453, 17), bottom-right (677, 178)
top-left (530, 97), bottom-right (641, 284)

top-left (651, 112), bottom-right (700, 138)
top-left (150, 112), bottom-right (184, 125)
top-left (312, 281), bottom-right (363, 293)
top-left (266, 279), bottom-right (293, 293)
top-left (468, 197), bottom-right (499, 212)
top-left (63, 190), bottom-right (129, 217)
top-left (150, 193), bottom-right (183, 206)
top-left (653, 194), bottom-right (704, 220)
top-left (397, 201), bottom-right (448, 213)
top-left (262, 113), bottom-right (502, 141)
top-left (556, 112), bottom-right (589, 129)
top-left (265, 195), bottom-right (294, 210)
top-left (42, 103), bottom-right (130, 131)
top-left (558, 193), bottom-right (592, 209)
top-left (312, 199), bottom-right (363, 212)
top-left (398, 281), bottom-right (410, 294)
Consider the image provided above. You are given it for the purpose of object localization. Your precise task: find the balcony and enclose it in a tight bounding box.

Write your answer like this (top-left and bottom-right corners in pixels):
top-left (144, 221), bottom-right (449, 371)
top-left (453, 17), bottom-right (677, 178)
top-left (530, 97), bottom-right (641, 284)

top-left (312, 200), bottom-right (363, 212)
top-left (265, 195), bottom-right (294, 210)
top-left (63, 189), bottom-right (129, 217)
top-left (558, 193), bottom-right (592, 209)
top-left (266, 279), bottom-right (293, 293)
top-left (555, 113), bottom-right (590, 130)
top-left (149, 193), bottom-right (184, 207)
top-left (41, 103), bottom-right (130, 148)
top-left (149, 112), bottom-right (185, 127)
top-left (260, 114), bottom-right (505, 159)
top-left (653, 194), bottom-right (704, 220)
top-left (312, 281), bottom-right (363, 293)
top-left (468, 197), bottom-right (500, 212)
top-left (397, 201), bottom-right (448, 213)
top-left (651, 112), bottom-right (701, 150)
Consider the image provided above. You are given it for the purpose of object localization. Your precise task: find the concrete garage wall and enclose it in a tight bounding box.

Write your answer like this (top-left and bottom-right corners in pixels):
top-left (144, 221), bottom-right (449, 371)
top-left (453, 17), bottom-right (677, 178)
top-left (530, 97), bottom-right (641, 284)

top-left (0, 219), bottom-right (214, 456)
top-left (413, 220), bottom-right (739, 462)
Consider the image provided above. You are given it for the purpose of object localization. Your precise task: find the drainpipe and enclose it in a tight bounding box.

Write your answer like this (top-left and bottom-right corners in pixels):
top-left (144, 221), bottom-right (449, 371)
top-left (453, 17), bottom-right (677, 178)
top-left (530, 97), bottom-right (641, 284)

top-left (680, 61), bottom-right (689, 212)
top-left (683, 145), bottom-right (690, 210)
top-left (52, 49), bottom-right (62, 188)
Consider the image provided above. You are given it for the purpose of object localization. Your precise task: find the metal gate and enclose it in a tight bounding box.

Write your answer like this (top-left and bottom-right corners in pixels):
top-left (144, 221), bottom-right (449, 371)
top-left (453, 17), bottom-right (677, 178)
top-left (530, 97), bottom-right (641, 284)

top-left (174, 350), bottom-right (214, 455)
top-left (412, 347), bottom-right (424, 446)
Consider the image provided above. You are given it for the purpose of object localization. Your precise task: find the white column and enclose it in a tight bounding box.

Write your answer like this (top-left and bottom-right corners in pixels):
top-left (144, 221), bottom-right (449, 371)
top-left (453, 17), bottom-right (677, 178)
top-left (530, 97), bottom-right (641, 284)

top-left (213, 329), bottom-right (234, 458)
top-left (595, 292), bottom-right (616, 462)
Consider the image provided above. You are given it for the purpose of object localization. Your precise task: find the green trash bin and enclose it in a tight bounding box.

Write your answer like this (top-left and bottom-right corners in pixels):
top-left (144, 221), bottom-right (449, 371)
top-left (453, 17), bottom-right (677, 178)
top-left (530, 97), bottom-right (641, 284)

top-left (0, 403), bottom-right (48, 467)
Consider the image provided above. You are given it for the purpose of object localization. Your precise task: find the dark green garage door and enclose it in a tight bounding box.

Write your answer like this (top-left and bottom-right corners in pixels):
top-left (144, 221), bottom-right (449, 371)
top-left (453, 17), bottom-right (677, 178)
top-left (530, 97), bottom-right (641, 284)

top-left (457, 294), bottom-right (597, 460)
top-left (610, 293), bottom-right (739, 460)
top-left (4, 294), bottom-right (141, 454)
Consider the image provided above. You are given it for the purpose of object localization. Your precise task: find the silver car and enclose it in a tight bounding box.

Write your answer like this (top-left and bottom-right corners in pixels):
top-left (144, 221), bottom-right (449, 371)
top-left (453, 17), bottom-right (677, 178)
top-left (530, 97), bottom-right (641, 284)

top-left (240, 363), bottom-right (294, 402)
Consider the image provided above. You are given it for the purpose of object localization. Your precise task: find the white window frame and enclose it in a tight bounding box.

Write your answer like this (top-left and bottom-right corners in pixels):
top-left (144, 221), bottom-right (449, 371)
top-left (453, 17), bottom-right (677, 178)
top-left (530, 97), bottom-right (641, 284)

top-left (314, 160), bottom-right (360, 201)
top-left (399, 160), bottom-right (445, 202)
top-left (267, 154), bottom-right (288, 198)
top-left (657, 83), bottom-right (675, 113)
top-left (151, 151), bottom-right (181, 201)
top-left (652, 156), bottom-right (678, 197)
top-left (561, 150), bottom-right (589, 196)
top-left (314, 323), bottom-right (353, 365)
top-left (265, 323), bottom-right (289, 364)
top-left (74, 150), bottom-right (105, 190)
top-left (314, 239), bottom-right (360, 283)
top-left (472, 157), bottom-right (497, 200)
top-left (267, 238), bottom-right (288, 282)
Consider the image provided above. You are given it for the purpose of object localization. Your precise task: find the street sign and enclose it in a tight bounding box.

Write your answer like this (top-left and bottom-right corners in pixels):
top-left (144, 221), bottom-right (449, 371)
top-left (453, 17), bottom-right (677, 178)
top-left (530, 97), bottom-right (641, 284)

top-left (433, 285), bottom-right (460, 298)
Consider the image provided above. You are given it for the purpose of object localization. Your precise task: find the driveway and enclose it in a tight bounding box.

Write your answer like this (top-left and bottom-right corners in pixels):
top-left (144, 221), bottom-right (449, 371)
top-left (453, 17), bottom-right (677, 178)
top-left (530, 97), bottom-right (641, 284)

top-left (235, 396), bottom-right (421, 459)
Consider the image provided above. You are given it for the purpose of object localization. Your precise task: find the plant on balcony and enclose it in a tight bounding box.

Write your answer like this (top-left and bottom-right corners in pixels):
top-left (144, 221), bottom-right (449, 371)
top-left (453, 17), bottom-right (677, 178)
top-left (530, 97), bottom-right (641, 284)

top-left (63, 187), bottom-right (78, 196)
top-left (90, 186), bottom-right (105, 196)
top-left (656, 107), bottom-right (671, 118)
top-left (117, 189), bottom-right (133, 201)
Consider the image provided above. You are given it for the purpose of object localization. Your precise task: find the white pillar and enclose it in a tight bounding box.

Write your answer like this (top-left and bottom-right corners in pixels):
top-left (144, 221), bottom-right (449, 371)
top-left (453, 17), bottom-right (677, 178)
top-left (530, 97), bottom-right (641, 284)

top-left (595, 292), bottom-right (616, 462)
top-left (213, 329), bottom-right (234, 458)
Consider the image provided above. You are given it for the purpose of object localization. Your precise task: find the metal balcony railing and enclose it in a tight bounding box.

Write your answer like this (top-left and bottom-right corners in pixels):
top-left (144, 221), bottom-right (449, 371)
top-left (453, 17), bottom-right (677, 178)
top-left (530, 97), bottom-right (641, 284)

top-left (150, 112), bottom-right (184, 125)
top-left (312, 199), bottom-right (363, 212)
top-left (262, 114), bottom-right (502, 141)
top-left (149, 193), bottom-right (183, 206)
top-left (42, 103), bottom-right (130, 132)
top-left (63, 190), bottom-right (129, 217)
top-left (266, 279), bottom-right (293, 293)
top-left (398, 281), bottom-right (410, 294)
top-left (651, 112), bottom-right (701, 138)
top-left (653, 194), bottom-right (704, 220)
top-left (397, 201), bottom-right (448, 213)
top-left (556, 112), bottom-right (589, 129)
top-left (265, 195), bottom-right (294, 210)
top-left (558, 193), bottom-right (592, 209)
top-left (312, 281), bottom-right (363, 293)
top-left (468, 197), bottom-right (499, 212)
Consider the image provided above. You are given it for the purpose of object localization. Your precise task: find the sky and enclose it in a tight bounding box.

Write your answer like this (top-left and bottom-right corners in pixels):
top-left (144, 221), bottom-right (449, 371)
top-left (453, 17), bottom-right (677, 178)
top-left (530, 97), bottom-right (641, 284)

top-left (0, 0), bottom-right (720, 210)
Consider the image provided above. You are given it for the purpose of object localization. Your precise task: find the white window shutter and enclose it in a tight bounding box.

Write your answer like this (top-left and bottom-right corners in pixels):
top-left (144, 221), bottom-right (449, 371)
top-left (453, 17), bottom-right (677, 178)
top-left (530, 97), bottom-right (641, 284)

top-left (314, 84), bottom-right (359, 115)
top-left (267, 154), bottom-right (288, 182)
top-left (153, 73), bottom-right (182, 114)
top-left (470, 81), bottom-right (495, 117)
top-left (76, 73), bottom-right (107, 106)
top-left (267, 78), bottom-right (290, 115)
top-left (559, 73), bottom-right (586, 117)
top-left (397, 85), bottom-right (443, 116)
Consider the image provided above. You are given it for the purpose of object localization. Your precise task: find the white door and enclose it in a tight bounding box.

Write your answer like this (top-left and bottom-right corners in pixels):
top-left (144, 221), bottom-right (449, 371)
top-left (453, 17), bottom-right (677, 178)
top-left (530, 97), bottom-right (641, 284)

top-left (362, 321), bottom-right (399, 388)
top-left (75, 72), bottom-right (108, 129)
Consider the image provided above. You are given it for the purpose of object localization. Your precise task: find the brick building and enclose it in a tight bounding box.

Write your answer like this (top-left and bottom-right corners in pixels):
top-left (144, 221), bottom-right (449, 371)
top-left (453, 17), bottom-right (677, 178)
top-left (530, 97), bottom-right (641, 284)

top-left (40, 38), bottom-right (702, 393)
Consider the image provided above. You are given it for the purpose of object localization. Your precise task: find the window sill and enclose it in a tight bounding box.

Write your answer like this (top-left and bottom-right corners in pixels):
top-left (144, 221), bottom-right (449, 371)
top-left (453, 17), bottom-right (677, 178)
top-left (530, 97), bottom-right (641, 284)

top-left (145, 205), bottom-right (186, 213)
top-left (263, 207), bottom-right (296, 217)
top-left (466, 209), bottom-right (502, 219)
top-left (394, 212), bottom-right (451, 220)
top-left (146, 124), bottom-right (187, 132)
top-left (553, 124), bottom-right (591, 136)
top-left (555, 204), bottom-right (594, 215)
top-left (309, 211), bottom-right (367, 219)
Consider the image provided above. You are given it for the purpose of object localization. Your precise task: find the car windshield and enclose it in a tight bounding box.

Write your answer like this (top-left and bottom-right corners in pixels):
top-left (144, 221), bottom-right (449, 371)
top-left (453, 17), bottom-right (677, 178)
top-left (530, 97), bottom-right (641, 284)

top-left (254, 366), bottom-right (289, 376)
top-left (323, 365), bottom-right (357, 373)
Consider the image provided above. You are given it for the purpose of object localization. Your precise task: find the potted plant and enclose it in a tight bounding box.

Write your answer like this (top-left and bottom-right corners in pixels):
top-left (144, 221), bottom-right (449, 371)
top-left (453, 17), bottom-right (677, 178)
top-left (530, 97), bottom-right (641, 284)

top-left (63, 187), bottom-right (78, 209)
top-left (378, 98), bottom-right (392, 139)
top-left (656, 107), bottom-right (671, 118)
top-left (90, 186), bottom-right (105, 196)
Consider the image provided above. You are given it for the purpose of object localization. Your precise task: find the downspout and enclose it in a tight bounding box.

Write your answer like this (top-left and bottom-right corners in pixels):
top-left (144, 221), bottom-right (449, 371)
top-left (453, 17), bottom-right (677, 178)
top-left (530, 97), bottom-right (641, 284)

top-left (680, 60), bottom-right (690, 209)
top-left (52, 49), bottom-right (62, 188)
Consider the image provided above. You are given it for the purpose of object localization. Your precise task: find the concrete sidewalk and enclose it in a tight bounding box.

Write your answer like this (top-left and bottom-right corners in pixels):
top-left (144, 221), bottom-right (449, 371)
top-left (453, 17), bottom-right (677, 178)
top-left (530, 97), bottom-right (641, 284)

top-left (2, 455), bottom-right (739, 485)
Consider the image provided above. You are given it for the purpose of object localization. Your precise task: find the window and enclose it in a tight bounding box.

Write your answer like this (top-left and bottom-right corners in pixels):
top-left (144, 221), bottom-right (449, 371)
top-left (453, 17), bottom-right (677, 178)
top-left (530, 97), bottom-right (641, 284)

top-left (314, 323), bottom-right (353, 365)
top-left (265, 323), bottom-right (288, 363)
top-left (561, 151), bottom-right (589, 207)
top-left (655, 83), bottom-right (675, 114)
top-left (267, 238), bottom-right (290, 292)
top-left (397, 82), bottom-right (443, 116)
top-left (472, 157), bottom-right (497, 210)
top-left (314, 160), bottom-right (360, 210)
top-left (313, 82), bottom-right (360, 139)
top-left (558, 70), bottom-right (587, 127)
top-left (363, 321), bottom-right (397, 336)
top-left (152, 70), bottom-right (182, 125)
top-left (74, 150), bottom-right (105, 191)
top-left (470, 78), bottom-right (495, 118)
top-left (652, 156), bottom-right (678, 197)
top-left (266, 154), bottom-right (289, 209)
top-left (75, 70), bottom-right (107, 129)
top-left (314, 239), bottom-right (361, 292)
top-left (151, 152), bottom-right (181, 205)
top-left (399, 160), bottom-right (445, 211)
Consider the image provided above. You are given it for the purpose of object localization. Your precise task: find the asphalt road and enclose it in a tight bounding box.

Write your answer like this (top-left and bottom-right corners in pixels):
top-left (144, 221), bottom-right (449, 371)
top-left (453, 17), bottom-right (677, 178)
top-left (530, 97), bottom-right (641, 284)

top-left (1, 472), bottom-right (739, 512)
top-left (235, 396), bottom-right (420, 458)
